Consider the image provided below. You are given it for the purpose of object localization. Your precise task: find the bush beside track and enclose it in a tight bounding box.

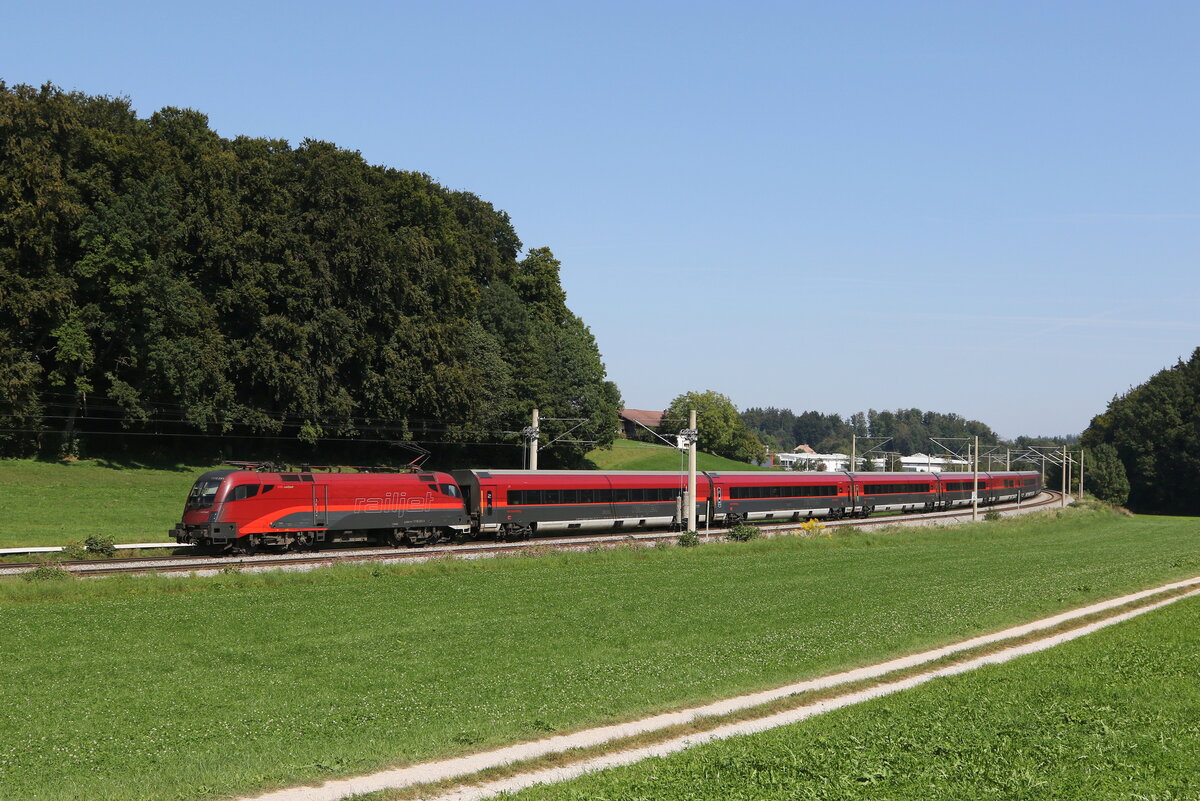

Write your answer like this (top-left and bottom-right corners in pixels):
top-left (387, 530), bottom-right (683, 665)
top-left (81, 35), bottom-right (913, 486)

top-left (514, 592), bottom-right (1200, 801)
top-left (2, 506), bottom-right (1200, 801)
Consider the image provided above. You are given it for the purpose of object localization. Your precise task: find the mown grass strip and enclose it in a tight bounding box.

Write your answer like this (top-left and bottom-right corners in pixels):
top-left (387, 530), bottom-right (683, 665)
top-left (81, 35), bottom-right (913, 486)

top-left (2, 506), bottom-right (1199, 801)
top-left (501, 591), bottom-right (1200, 801)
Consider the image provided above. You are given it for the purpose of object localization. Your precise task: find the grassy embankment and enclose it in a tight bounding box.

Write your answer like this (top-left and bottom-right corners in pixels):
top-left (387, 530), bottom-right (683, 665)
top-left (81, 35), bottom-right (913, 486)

top-left (0, 445), bottom-right (760, 549)
top-left (584, 438), bottom-right (766, 471)
top-left (1, 506), bottom-right (1198, 801)
top-left (515, 593), bottom-right (1200, 801)
top-left (0, 459), bottom-right (211, 548)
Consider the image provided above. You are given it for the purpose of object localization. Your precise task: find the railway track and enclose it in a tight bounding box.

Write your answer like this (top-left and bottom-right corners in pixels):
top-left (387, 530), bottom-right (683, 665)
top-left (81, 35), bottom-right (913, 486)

top-left (0, 491), bottom-right (1066, 579)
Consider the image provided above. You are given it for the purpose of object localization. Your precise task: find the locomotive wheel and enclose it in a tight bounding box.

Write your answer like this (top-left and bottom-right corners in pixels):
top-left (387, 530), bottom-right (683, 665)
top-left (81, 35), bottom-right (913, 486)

top-left (408, 528), bottom-right (438, 547)
top-left (291, 532), bottom-right (315, 552)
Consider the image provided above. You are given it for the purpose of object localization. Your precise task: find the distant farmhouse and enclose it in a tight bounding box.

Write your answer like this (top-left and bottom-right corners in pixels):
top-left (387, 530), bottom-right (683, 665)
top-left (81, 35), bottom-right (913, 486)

top-left (618, 408), bottom-right (665, 441)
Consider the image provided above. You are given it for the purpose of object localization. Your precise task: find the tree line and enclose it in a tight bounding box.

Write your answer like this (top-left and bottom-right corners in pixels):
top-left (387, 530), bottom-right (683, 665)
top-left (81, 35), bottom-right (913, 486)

top-left (0, 82), bottom-right (621, 466)
top-left (741, 406), bottom-right (999, 457)
top-left (1082, 348), bottom-right (1200, 514)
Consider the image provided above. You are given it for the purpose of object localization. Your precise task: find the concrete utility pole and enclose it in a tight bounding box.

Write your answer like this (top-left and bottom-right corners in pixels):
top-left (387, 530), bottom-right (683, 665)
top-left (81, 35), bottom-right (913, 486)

top-left (851, 434), bottom-right (856, 472)
top-left (526, 408), bottom-right (540, 470)
top-left (683, 409), bottom-right (698, 531)
top-left (1006, 449), bottom-right (1010, 470)
top-left (1067, 448), bottom-right (1073, 504)
top-left (972, 435), bottom-right (979, 522)
top-left (1079, 449), bottom-right (1085, 499)
top-left (1061, 444), bottom-right (1068, 507)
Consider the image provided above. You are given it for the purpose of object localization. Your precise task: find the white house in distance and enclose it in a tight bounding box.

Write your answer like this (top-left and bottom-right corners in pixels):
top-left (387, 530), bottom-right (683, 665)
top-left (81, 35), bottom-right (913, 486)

top-left (899, 452), bottom-right (970, 472)
top-left (773, 451), bottom-right (851, 471)
top-left (772, 447), bottom-right (970, 472)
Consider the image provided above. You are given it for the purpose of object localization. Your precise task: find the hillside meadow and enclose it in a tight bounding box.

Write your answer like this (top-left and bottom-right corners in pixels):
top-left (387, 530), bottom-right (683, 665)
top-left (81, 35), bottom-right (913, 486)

top-left (0, 459), bottom-right (209, 547)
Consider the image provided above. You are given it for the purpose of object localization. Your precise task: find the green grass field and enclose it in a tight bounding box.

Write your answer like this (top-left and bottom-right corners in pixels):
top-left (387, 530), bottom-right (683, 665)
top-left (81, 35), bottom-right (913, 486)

top-left (585, 439), bottom-right (765, 471)
top-left (515, 594), bottom-right (1200, 800)
top-left (0, 459), bottom-right (212, 547)
top-left (2, 507), bottom-right (1199, 801)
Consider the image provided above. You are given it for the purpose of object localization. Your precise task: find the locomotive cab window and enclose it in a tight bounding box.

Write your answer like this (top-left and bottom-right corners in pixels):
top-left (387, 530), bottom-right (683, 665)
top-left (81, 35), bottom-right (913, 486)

top-left (230, 484), bottom-right (260, 501)
top-left (440, 484), bottom-right (461, 497)
top-left (186, 478), bottom-right (223, 509)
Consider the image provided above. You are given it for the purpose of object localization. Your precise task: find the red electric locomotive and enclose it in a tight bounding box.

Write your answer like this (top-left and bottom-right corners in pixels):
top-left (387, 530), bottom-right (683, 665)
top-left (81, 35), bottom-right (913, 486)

top-left (171, 468), bottom-right (470, 551)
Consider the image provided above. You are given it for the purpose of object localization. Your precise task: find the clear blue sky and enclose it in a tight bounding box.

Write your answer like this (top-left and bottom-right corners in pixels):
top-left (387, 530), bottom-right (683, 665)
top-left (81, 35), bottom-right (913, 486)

top-left (5, 1), bottom-right (1198, 438)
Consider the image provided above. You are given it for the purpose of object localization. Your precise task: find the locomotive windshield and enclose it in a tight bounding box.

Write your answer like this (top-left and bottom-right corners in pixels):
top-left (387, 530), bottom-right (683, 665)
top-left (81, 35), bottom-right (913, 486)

top-left (186, 478), bottom-right (223, 510)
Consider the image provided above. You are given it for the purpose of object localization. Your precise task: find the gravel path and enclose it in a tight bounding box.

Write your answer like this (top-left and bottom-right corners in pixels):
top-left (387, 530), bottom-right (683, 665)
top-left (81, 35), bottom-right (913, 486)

top-left (238, 570), bottom-right (1198, 801)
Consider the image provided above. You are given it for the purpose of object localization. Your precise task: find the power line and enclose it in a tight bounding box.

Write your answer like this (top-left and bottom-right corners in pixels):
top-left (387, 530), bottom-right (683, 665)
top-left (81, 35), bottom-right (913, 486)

top-left (0, 427), bottom-right (526, 447)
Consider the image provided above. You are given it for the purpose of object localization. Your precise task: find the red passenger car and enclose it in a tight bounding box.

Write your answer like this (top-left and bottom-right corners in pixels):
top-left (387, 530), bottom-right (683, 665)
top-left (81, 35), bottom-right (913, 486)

top-left (452, 470), bottom-right (709, 540)
top-left (706, 471), bottom-right (853, 524)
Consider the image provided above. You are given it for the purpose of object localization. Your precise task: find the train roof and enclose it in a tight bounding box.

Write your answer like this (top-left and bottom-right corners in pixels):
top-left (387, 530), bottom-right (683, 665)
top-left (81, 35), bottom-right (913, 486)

top-left (216, 469), bottom-right (454, 482)
top-left (457, 469), bottom-right (703, 478)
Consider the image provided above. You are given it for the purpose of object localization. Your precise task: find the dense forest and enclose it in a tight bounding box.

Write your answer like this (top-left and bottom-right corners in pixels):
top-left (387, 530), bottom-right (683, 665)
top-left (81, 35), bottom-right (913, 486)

top-left (742, 406), bottom-right (999, 456)
top-left (1082, 348), bottom-right (1200, 514)
top-left (0, 82), bottom-right (621, 466)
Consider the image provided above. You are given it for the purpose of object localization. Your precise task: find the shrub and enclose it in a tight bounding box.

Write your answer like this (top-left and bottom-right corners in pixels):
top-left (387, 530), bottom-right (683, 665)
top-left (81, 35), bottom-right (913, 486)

top-left (984, 510), bottom-right (1001, 521)
top-left (726, 524), bottom-right (761, 542)
top-left (22, 562), bottom-right (73, 582)
top-left (677, 530), bottom-right (700, 548)
top-left (84, 535), bottom-right (117, 558)
top-left (60, 542), bottom-right (88, 560)
top-left (799, 518), bottom-right (827, 537)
